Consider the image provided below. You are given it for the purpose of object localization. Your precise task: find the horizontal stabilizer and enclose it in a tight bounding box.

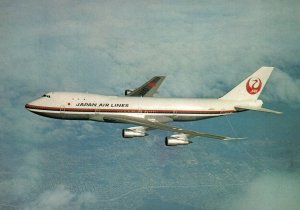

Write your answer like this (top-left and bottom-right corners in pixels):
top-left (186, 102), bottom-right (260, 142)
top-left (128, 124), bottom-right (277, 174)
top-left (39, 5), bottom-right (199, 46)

top-left (235, 106), bottom-right (282, 114)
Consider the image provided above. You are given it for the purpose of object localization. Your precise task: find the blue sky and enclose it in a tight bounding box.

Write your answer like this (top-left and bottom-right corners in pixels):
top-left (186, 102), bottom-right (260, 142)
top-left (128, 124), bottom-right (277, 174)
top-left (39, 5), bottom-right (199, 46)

top-left (1, 0), bottom-right (300, 209)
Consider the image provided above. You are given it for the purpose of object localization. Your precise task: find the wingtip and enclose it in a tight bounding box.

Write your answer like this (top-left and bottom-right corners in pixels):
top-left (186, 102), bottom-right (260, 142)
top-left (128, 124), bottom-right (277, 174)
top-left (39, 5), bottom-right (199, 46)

top-left (261, 66), bottom-right (274, 71)
top-left (224, 137), bottom-right (248, 141)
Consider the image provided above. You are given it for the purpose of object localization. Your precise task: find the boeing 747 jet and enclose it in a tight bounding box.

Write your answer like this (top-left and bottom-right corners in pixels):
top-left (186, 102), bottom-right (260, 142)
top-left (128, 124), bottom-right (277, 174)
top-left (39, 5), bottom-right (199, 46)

top-left (25, 67), bottom-right (281, 146)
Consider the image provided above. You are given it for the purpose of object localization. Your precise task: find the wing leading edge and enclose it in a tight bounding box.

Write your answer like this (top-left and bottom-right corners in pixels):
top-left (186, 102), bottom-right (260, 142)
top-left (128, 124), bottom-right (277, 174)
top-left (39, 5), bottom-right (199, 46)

top-left (126, 76), bottom-right (166, 97)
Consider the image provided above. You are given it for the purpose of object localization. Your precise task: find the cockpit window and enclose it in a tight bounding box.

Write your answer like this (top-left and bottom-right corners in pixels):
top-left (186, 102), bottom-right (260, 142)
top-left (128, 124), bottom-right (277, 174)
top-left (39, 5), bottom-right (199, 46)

top-left (42, 94), bottom-right (51, 98)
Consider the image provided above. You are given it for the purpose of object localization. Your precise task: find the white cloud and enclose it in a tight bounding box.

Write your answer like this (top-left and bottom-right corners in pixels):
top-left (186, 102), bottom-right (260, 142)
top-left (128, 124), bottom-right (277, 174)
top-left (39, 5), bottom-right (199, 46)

top-left (0, 150), bottom-right (43, 202)
top-left (265, 68), bottom-right (300, 105)
top-left (1, 0), bottom-right (299, 100)
top-left (25, 185), bottom-right (96, 210)
top-left (228, 173), bottom-right (300, 210)
top-left (26, 185), bottom-right (75, 210)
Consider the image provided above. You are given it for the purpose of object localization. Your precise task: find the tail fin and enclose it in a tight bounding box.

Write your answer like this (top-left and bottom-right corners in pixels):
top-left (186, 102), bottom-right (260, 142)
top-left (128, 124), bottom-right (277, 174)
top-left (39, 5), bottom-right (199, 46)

top-left (220, 66), bottom-right (273, 101)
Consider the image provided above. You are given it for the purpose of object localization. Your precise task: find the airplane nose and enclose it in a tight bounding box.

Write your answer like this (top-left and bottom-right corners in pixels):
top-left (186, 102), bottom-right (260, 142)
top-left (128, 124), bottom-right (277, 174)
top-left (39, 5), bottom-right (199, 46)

top-left (25, 103), bottom-right (30, 109)
top-left (25, 102), bottom-right (35, 111)
top-left (25, 99), bottom-right (40, 111)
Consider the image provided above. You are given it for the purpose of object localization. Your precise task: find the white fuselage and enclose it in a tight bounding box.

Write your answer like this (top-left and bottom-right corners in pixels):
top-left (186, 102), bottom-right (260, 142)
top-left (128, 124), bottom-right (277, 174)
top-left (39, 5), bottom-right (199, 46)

top-left (25, 92), bottom-right (260, 122)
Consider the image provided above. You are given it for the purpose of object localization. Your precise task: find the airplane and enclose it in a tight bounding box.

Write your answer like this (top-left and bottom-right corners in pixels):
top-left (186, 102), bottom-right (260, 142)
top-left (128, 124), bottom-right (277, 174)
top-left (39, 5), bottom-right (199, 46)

top-left (25, 67), bottom-right (281, 146)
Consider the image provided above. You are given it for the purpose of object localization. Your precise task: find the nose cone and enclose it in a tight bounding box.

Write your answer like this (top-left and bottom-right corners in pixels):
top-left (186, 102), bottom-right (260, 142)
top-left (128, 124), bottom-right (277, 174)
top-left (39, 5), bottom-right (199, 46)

top-left (25, 98), bottom-right (43, 112)
top-left (25, 93), bottom-right (54, 116)
top-left (25, 101), bottom-right (36, 112)
top-left (25, 103), bottom-right (30, 110)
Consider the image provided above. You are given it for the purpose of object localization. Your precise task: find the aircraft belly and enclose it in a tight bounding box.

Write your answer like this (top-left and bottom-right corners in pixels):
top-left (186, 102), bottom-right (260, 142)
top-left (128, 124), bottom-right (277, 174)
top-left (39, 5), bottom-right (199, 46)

top-left (64, 113), bottom-right (91, 120)
top-left (34, 111), bottom-right (90, 120)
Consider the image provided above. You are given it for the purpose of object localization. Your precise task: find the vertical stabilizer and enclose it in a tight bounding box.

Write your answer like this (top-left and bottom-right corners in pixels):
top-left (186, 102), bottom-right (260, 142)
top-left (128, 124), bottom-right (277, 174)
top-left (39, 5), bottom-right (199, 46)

top-left (220, 67), bottom-right (273, 101)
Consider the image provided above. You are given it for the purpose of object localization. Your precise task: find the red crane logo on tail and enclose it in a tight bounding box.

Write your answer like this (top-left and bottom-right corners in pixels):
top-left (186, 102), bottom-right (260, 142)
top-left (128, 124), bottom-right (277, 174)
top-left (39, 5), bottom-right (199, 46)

top-left (246, 77), bottom-right (262, 94)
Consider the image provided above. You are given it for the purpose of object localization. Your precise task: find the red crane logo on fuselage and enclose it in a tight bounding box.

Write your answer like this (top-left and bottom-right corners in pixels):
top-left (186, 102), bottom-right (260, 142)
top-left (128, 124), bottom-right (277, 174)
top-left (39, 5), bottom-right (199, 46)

top-left (246, 77), bottom-right (262, 94)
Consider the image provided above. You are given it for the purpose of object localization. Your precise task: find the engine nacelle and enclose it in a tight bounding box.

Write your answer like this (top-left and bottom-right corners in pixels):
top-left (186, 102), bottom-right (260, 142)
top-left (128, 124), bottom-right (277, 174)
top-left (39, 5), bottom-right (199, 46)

top-left (165, 134), bottom-right (192, 146)
top-left (122, 129), bottom-right (147, 138)
top-left (125, 89), bottom-right (135, 96)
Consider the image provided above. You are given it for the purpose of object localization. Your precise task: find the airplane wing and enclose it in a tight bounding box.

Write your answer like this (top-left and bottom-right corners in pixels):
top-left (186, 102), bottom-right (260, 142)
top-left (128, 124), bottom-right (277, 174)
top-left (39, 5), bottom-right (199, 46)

top-left (100, 115), bottom-right (242, 140)
top-left (125, 76), bottom-right (166, 97)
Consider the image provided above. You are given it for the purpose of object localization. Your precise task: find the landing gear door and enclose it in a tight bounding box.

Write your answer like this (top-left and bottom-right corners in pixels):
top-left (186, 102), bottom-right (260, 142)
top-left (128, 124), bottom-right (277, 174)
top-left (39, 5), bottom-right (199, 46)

top-left (94, 106), bottom-right (104, 121)
top-left (172, 109), bottom-right (178, 120)
top-left (95, 108), bottom-right (101, 115)
top-left (60, 105), bottom-right (65, 119)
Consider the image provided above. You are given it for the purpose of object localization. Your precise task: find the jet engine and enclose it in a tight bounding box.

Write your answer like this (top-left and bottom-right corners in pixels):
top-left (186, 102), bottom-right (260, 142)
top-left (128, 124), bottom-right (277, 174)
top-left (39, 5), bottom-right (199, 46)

top-left (122, 129), bottom-right (147, 138)
top-left (125, 89), bottom-right (135, 96)
top-left (165, 134), bottom-right (192, 146)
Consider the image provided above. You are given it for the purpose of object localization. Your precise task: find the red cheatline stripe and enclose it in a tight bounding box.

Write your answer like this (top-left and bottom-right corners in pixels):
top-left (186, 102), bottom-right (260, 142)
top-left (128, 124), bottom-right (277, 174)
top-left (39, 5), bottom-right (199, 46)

top-left (25, 104), bottom-right (236, 114)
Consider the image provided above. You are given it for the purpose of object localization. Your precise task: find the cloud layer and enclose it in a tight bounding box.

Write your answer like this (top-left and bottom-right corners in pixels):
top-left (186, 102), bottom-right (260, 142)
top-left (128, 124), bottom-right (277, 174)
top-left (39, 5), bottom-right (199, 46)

top-left (1, 0), bottom-right (300, 100)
